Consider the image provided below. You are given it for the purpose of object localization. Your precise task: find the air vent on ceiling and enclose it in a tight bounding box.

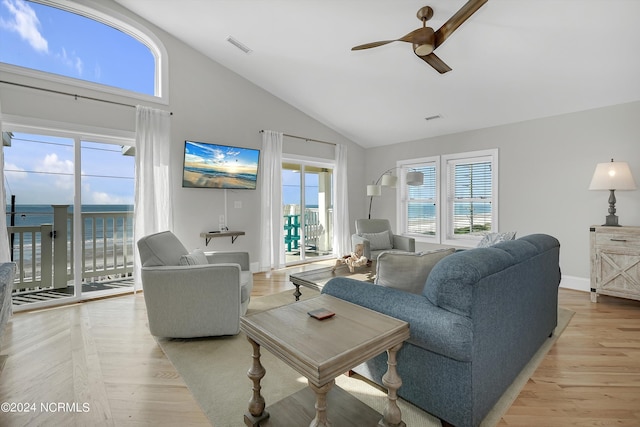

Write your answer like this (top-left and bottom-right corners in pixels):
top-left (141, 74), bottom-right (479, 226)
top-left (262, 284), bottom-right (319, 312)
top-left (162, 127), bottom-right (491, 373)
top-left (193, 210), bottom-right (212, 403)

top-left (424, 114), bottom-right (443, 121)
top-left (226, 36), bottom-right (252, 54)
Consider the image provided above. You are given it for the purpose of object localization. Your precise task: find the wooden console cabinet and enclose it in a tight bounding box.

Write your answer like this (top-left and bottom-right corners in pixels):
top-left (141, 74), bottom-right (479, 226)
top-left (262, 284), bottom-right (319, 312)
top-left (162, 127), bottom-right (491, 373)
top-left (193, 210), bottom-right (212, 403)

top-left (590, 225), bottom-right (640, 303)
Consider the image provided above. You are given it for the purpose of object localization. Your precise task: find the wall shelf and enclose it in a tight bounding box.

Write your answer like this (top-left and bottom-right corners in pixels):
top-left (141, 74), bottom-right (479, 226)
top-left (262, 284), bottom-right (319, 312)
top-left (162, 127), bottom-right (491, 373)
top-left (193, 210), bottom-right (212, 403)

top-left (200, 231), bottom-right (245, 246)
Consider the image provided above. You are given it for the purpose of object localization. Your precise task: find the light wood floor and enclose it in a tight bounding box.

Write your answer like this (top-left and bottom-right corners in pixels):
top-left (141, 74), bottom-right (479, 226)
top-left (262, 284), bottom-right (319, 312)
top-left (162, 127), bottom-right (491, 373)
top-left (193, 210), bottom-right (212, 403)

top-left (0, 262), bottom-right (639, 426)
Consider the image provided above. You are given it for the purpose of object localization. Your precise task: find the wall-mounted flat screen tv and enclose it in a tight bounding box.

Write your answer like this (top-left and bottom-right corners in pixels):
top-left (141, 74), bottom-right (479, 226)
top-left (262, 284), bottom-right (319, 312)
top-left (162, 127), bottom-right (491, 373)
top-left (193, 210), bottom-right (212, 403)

top-left (182, 140), bottom-right (260, 189)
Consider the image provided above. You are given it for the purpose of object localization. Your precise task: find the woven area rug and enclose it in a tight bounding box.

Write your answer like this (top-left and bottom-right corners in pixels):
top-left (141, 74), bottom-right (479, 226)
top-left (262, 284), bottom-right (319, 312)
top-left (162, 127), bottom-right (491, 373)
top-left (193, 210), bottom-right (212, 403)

top-left (157, 290), bottom-right (573, 427)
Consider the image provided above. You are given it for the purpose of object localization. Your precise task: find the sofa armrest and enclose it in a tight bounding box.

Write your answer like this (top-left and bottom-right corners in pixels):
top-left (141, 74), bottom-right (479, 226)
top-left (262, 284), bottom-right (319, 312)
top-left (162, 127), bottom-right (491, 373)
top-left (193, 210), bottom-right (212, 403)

top-left (205, 251), bottom-right (250, 270)
top-left (351, 234), bottom-right (371, 259)
top-left (392, 234), bottom-right (415, 252)
top-left (322, 277), bottom-right (472, 362)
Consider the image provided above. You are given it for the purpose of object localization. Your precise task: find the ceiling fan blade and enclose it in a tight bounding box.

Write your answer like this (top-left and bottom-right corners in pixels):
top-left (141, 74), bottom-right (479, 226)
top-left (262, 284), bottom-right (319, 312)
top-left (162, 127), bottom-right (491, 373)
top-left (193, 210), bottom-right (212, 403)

top-left (351, 40), bottom-right (396, 51)
top-left (416, 52), bottom-right (452, 74)
top-left (434, 0), bottom-right (488, 48)
top-left (352, 27), bottom-right (433, 51)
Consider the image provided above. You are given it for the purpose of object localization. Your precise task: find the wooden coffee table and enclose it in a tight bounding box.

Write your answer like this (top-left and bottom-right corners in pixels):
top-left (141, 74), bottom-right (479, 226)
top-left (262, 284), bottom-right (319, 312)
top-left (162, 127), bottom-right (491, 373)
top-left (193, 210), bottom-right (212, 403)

top-left (241, 294), bottom-right (410, 427)
top-left (289, 263), bottom-right (375, 301)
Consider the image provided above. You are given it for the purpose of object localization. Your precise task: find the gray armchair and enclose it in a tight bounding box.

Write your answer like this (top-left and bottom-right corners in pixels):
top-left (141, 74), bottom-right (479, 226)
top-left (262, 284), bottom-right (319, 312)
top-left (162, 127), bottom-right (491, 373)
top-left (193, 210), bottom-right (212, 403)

top-left (137, 231), bottom-right (253, 338)
top-left (351, 219), bottom-right (415, 261)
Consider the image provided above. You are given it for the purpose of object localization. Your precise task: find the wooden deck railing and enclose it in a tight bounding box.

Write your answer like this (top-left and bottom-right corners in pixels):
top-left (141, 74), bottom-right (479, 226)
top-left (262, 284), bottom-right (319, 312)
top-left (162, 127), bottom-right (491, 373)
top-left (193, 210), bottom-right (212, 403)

top-left (7, 206), bottom-right (134, 293)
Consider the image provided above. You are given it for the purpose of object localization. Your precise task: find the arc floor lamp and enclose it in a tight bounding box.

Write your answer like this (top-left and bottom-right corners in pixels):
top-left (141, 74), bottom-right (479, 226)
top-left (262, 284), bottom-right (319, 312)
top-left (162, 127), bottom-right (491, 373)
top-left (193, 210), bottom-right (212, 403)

top-left (367, 167), bottom-right (424, 219)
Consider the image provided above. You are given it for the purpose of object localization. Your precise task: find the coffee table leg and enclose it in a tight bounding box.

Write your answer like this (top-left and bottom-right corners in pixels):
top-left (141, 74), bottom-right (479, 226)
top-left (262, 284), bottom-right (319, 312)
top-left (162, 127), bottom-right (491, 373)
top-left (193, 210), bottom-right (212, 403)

top-left (379, 342), bottom-right (406, 427)
top-left (308, 379), bottom-right (334, 427)
top-left (244, 337), bottom-right (269, 426)
top-left (293, 284), bottom-right (301, 301)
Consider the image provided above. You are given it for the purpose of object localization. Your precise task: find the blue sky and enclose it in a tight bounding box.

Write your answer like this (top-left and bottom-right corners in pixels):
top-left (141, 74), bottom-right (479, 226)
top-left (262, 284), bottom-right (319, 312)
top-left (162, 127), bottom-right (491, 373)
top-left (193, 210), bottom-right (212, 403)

top-left (4, 133), bottom-right (135, 205)
top-left (0, 0), bottom-right (151, 206)
top-left (184, 141), bottom-right (260, 175)
top-left (0, 0), bottom-right (154, 93)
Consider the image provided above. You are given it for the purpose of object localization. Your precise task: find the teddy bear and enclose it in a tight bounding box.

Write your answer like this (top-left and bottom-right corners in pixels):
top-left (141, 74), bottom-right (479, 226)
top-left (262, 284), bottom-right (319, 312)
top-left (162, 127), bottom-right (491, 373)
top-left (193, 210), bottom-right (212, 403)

top-left (332, 243), bottom-right (368, 273)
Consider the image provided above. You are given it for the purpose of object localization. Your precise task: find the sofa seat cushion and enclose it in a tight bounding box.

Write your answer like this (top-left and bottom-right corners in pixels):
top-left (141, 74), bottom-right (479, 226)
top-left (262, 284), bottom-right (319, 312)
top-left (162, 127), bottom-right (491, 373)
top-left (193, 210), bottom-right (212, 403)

top-left (375, 248), bottom-right (455, 294)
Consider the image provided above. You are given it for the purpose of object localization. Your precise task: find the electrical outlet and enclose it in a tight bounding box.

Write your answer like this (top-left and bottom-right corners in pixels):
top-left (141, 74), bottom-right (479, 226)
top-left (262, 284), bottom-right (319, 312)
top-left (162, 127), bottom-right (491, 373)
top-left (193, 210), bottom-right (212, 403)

top-left (219, 214), bottom-right (225, 223)
top-left (234, 201), bottom-right (242, 209)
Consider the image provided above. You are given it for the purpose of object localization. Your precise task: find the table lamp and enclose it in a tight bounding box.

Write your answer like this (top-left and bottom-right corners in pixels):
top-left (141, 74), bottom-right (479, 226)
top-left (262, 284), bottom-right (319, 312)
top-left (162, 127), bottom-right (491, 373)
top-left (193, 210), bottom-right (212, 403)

top-left (589, 159), bottom-right (637, 226)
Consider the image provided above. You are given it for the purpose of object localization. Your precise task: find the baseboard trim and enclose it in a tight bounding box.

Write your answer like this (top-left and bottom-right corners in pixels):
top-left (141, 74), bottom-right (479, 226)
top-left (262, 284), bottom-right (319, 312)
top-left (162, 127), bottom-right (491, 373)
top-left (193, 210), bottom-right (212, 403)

top-left (560, 275), bottom-right (589, 293)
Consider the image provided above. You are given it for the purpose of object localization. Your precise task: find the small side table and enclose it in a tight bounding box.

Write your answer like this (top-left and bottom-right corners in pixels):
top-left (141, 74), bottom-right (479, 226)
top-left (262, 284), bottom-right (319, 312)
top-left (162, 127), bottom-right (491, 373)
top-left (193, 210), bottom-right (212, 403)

top-left (590, 225), bottom-right (640, 302)
top-left (200, 230), bottom-right (245, 246)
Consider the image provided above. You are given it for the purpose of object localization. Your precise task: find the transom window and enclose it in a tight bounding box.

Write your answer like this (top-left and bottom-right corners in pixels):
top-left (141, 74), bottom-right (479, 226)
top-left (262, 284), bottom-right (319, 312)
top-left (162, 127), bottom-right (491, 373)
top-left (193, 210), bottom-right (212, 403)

top-left (0, 0), bottom-right (163, 99)
top-left (399, 149), bottom-right (498, 247)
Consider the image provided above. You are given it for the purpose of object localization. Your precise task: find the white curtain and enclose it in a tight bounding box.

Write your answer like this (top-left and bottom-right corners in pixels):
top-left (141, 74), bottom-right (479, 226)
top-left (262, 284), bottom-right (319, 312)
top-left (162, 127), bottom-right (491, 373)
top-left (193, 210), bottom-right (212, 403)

top-left (133, 105), bottom-right (173, 290)
top-left (259, 130), bottom-right (284, 271)
top-left (0, 100), bottom-right (11, 262)
top-left (332, 144), bottom-right (351, 257)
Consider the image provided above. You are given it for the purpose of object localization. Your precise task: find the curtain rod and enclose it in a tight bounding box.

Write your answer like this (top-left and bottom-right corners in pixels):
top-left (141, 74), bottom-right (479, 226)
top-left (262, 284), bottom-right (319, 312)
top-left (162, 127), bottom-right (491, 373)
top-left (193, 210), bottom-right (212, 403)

top-left (259, 129), bottom-right (336, 146)
top-left (0, 80), bottom-right (173, 115)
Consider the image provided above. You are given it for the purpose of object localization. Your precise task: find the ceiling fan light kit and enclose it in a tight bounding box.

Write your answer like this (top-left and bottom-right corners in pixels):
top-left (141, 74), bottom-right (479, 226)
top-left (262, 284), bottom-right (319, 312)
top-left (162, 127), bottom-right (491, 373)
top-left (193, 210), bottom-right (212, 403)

top-left (351, 0), bottom-right (488, 73)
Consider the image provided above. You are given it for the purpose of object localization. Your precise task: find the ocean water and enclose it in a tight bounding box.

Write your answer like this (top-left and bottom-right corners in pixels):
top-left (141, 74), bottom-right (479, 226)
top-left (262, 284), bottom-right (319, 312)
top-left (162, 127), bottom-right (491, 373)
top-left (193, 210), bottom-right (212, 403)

top-left (408, 202), bottom-right (492, 217)
top-left (6, 204), bottom-right (134, 249)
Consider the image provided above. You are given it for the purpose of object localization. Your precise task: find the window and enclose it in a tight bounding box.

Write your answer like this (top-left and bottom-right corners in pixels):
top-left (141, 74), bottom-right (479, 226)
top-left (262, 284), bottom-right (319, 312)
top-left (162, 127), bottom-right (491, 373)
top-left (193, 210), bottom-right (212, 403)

top-left (0, 0), bottom-right (166, 100)
top-left (399, 149), bottom-right (498, 247)
top-left (402, 159), bottom-right (438, 238)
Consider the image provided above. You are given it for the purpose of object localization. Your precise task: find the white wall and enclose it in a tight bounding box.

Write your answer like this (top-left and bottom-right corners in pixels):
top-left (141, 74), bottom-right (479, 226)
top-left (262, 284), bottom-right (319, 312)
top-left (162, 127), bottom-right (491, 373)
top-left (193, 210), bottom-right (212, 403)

top-left (365, 101), bottom-right (640, 288)
top-left (1, 0), bottom-right (637, 280)
top-left (0, 0), bottom-right (366, 265)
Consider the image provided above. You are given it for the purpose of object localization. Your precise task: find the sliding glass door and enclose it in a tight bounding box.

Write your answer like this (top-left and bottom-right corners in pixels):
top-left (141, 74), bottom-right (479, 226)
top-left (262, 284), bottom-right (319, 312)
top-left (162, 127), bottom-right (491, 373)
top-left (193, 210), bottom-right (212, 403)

top-left (282, 160), bottom-right (334, 265)
top-left (4, 130), bottom-right (134, 311)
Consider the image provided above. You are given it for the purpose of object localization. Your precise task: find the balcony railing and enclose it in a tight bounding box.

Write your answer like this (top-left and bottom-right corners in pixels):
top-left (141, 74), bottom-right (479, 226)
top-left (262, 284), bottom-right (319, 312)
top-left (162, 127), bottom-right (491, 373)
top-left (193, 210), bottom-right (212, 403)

top-left (7, 205), bottom-right (134, 295)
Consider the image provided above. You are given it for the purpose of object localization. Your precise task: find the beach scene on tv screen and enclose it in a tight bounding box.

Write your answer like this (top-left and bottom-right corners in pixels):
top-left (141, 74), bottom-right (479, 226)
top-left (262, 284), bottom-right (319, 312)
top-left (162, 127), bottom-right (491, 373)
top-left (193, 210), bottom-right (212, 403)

top-left (183, 141), bottom-right (259, 189)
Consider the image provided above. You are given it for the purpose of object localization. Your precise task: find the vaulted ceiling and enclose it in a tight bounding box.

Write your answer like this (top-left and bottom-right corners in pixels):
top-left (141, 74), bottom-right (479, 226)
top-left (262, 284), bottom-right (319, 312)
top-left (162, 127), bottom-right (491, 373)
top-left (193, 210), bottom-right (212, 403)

top-left (114, 0), bottom-right (640, 148)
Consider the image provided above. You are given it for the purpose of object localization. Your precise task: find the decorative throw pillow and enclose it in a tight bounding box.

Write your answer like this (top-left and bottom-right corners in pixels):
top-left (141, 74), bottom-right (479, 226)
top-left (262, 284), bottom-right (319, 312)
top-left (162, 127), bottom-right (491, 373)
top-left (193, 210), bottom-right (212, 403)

top-left (360, 230), bottom-right (393, 251)
top-left (179, 248), bottom-right (208, 265)
top-left (477, 231), bottom-right (517, 248)
top-left (375, 248), bottom-right (455, 294)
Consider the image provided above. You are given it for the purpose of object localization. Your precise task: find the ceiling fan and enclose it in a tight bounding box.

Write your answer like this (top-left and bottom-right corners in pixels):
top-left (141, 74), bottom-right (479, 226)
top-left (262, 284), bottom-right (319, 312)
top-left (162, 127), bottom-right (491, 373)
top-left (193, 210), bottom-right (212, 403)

top-left (351, 0), bottom-right (488, 74)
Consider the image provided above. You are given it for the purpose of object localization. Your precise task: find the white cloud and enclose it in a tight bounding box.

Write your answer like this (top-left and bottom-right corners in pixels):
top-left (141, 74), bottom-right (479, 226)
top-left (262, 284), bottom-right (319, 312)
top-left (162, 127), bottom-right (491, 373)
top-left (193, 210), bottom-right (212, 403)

top-left (0, 0), bottom-right (48, 53)
top-left (75, 57), bottom-right (83, 76)
top-left (55, 47), bottom-right (84, 77)
top-left (88, 191), bottom-right (132, 205)
top-left (39, 153), bottom-right (73, 191)
top-left (3, 162), bottom-right (26, 180)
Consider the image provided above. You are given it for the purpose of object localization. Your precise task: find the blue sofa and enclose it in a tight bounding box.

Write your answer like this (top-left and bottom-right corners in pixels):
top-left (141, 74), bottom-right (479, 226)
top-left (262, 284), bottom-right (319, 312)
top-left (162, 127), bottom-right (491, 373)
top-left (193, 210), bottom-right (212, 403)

top-left (322, 234), bottom-right (561, 427)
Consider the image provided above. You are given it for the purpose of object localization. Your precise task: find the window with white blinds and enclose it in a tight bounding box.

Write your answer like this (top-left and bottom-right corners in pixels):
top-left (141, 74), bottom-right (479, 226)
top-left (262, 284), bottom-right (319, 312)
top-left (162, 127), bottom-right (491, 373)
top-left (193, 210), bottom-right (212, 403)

top-left (446, 156), bottom-right (494, 238)
top-left (398, 149), bottom-right (498, 246)
top-left (407, 162), bottom-right (437, 236)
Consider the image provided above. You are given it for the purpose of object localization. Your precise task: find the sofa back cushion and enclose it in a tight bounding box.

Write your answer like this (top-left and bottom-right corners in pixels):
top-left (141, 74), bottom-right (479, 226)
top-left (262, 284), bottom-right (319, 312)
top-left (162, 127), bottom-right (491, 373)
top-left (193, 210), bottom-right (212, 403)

top-left (137, 231), bottom-right (189, 267)
top-left (423, 234), bottom-right (560, 317)
top-left (375, 248), bottom-right (455, 294)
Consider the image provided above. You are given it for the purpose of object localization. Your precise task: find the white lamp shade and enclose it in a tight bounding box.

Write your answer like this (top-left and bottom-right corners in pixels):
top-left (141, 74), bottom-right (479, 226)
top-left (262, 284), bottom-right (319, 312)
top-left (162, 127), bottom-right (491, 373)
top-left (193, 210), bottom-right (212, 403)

top-left (367, 184), bottom-right (382, 196)
top-left (381, 174), bottom-right (397, 187)
top-left (406, 171), bottom-right (424, 186)
top-left (589, 161), bottom-right (637, 190)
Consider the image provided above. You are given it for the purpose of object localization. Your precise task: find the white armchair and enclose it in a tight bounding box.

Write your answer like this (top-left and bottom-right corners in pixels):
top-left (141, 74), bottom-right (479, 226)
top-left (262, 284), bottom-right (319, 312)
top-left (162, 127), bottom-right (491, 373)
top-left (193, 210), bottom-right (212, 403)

top-left (137, 231), bottom-right (253, 338)
top-left (352, 219), bottom-right (415, 261)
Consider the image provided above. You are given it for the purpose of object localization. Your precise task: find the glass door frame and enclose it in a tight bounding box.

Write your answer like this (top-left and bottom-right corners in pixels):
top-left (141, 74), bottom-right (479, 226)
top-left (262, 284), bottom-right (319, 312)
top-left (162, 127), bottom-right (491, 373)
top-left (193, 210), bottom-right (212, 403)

top-left (282, 154), bottom-right (335, 266)
top-left (4, 116), bottom-right (135, 312)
